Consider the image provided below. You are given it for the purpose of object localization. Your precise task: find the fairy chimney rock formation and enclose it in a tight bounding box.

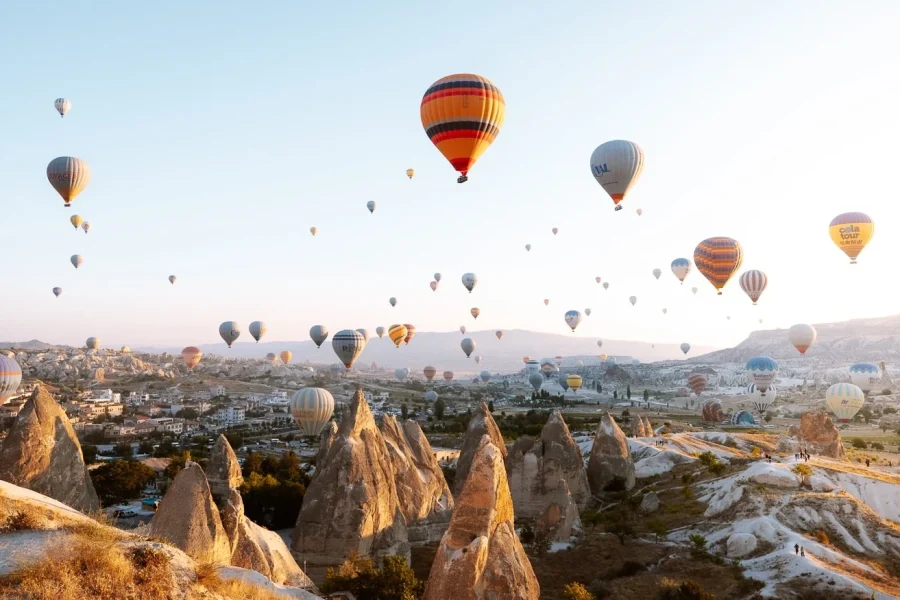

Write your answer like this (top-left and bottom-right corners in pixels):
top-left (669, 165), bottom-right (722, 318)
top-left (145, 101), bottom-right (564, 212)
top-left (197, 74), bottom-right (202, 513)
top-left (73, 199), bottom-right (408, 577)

top-left (506, 411), bottom-right (591, 518)
top-left (207, 435), bottom-right (315, 589)
top-left (422, 435), bottom-right (540, 600)
top-left (631, 416), bottom-right (648, 437)
top-left (643, 416), bottom-right (655, 437)
top-left (534, 478), bottom-right (582, 543)
top-left (587, 412), bottom-right (636, 495)
top-left (382, 415), bottom-right (454, 545)
top-left (0, 386), bottom-right (100, 512)
top-left (313, 420), bottom-right (338, 475)
top-left (291, 389), bottom-right (408, 579)
top-left (454, 402), bottom-right (507, 497)
top-left (786, 412), bottom-right (846, 460)
top-left (149, 462), bottom-right (232, 564)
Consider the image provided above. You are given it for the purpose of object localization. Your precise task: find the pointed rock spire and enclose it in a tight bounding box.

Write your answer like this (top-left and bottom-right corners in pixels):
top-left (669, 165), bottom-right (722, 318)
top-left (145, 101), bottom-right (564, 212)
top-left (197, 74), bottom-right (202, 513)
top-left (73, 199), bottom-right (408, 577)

top-left (423, 435), bottom-right (540, 600)
top-left (0, 385), bottom-right (99, 512)
top-left (535, 478), bottom-right (582, 542)
top-left (314, 420), bottom-right (338, 475)
top-left (454, 402), bottom-right (506, 497)
top-left (631, 416), bottom-right (647, 437)
top-left (206, 434), bottom-right (243, 504)
top-left (587, 412), bottom-right (636, 495)
top-left (643, 416), bottom-right (655, 437)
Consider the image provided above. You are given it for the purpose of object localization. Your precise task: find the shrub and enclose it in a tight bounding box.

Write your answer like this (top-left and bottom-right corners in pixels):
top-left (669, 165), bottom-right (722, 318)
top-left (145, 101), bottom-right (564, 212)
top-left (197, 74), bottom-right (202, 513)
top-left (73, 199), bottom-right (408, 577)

top-left (792, 464), bottom-right (813, 481)
top-left (815, 529), bottom-right (830, 545)
top-left (871, 442), bottom-right (884, 451)
top-left (708, 461), bottom-right (726, 476)
top-left (563, 582), bottom-right (596, 600)
top-left (750, 447), bottom-right (761, 458)
top-left (618, 560), bottom-right (645, 577)
top-left (90, 460), bottom-right (157, 507)
top-left (658, 578), bottom-right (715, 600)
top-left (321, 553), bottom-right (425, 600)
top-left (681, 473), bottom-right (694, 485)
top-left (622, 409), bottom-right (630, 417)
top-left (532, 530), bottom-right (552, 556)
top-left (519, 522), bottom-right (536, 545)
top-left (851, 438), bottom-right (868, 449)
top-left (682, 485), bottom-right (694, 500)
top-left (588, 579), bottom-right (612, 599)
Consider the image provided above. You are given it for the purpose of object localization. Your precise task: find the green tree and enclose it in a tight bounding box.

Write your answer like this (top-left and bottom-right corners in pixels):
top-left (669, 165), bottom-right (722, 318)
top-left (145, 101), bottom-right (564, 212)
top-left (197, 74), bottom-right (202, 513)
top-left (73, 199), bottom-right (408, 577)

top-left (137, 440), bottom-right (154, 455)
top-left (321, 553), bottom-right (424, 600)
top-left (163, 451), bottom-right (191, 481)
top-left (113, 442), bottom-right (133, 458)
top-left (792, 463), bottom-right (813, 487)
top-left (613, 391), bottom-right (618, 400)
top-left (225, 432), bottom-right (244, 451)
top-left (90, 460), bottom-right (157, 506)
top-left (562, 582), bottom-right (595, 600)
top-left (488, 400), bottom-right (495, 413)
top-left (152, 439), bottom-right (175, 457)
top-left (81, 444), bottom-right (98, 464)
top-left (401, 403), bottom-right (408, 419)
top-left (434, 397), bottom-right (445, 421)
top-left (626, 385), bottom-right (632, 400)
top-left (174, 408), bottom-right (199, 419)
top-left (764, 412), bottom-right (773, 423)
top-left (240, 472), bottom-right (308, 529)
top-left (242, 450), bottom-right (263, 477)
top-left (643, 389), bottom-right (650, 401)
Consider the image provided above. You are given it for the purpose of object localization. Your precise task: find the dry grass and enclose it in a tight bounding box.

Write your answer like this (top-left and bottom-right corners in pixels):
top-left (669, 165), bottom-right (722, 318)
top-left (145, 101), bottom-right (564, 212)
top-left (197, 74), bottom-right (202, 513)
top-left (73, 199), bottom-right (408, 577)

top-left (0, 488), bottom-right (84, 533)
top-left (194, 561), bottom-right (288, 600)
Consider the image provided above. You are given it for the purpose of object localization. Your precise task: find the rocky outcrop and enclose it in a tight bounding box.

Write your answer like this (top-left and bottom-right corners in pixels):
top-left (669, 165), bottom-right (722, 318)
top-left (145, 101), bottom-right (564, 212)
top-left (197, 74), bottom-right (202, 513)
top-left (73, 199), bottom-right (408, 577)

top-left (643, 416), bottom-right (655, 437)
top-left (505, 411), bottom-right (590, 518)
top-left (381, 415), bottom-right (453, 545)
top-left (785, 412), bottom-right (846, 460)
top-left (639, 491), bottom-right (660, 513)
top-left (631, 416), bottom-right (648, 437)
top-left (534, 479), bottom-right (581, 543)
top-left (313, 421), bottom-right (338, 476)
top-left (587, 412), bottom-right (636, 495)
top-left (454, 402), bottom-right (507, 497)
top-left (207, 435), bottom-right (315, 589)
top-left (291, 389), bottom-right (408, 579)
top-left (0, 386), bottom-right (99, 512)
top-left (726, 533), bottom-right (758, 558)
top-left (149, 462), bottom-right (232, 564)
top-left (422, 435), bottom-right (540, 600)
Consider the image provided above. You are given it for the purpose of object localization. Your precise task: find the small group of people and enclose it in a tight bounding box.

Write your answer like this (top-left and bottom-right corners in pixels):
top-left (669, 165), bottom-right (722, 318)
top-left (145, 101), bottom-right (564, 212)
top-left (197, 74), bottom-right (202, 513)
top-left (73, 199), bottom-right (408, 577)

top-left (795, 450), bottom-right (811, 462)
top-left (654, 440), bottom-right (665, 447)
top-left (793, 543), bottom-right (806, 557)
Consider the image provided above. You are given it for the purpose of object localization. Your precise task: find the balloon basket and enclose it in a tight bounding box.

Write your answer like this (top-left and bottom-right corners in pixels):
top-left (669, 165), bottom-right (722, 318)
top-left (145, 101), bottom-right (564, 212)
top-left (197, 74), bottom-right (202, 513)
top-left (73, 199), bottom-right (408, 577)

top-left (457, 175), bottom-right (468, 183)
top-left (614, 205), bottom-right (622, 211)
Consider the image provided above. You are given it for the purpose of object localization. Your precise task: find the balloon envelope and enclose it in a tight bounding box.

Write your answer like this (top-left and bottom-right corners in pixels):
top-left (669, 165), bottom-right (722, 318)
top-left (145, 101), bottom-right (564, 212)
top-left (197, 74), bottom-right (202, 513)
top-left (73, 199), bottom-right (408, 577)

top-left (71, 255), bottom-right (83, 269)
top-left (424, 366), bottom-right (437, 381)
top-left (332, 330), bottom-right (366, 369)
top-left (47, 157), bottom-right (90, 206)
top-left (367, 200), bottom-right (376, 213)
top-left (470, 307), bottom-right (480, 319)
top-left (528, 372), bottom-right (544, 392)
top-left (0, 356), bottom-right (23, 405)
top-left (747, 383), bottom-right (775, 413)
top-left (829, 212), bottom-right (874, 264)
top-left (694, 237), bottom-right (744, 295)
top-left (406, 169), bottom-right (415, 179)
top-left (589, 140), bottom-right (645, 207)
top-left (652, 268), bottom-right (661, 280)
top-left (739, 270), bottom-right (768, 305)
top-left (849, 363), bottom-right (880, 393)
top-left (403, 324), bottom-right (416, 345)
top-left (389, 297), bottom-right (397, 307)
top-left (566, 374), bottom-right (583, 392)
top-left (54, 97), bottom-right (71, 117)
top-left (788, 324), bottom-right (817, 354)
top-left (86, 337), bottom-right (101, 350)
top-left (310, 325), bottom-right (329, 348)
top-left (375, 326), bottom-right (385, 339)
top-left (169, 275), bottom-right (177, 284)
top-left (70, 215), bottom-right (83, 229)
top-left (289, 387), bottom-right (335, 435)
top-left (280, 350), bottom-right (292, 364)
top-left (461, 272), bottom-right (478, 293)
top-left (388, 324), bottom-right (408, 348)
top-left (182, 346), bottom-right (203, 369)
top-left (671, 258), bottom-right (691, 283)
top-left (564, 310), bottom-right (582, 332)
top-left (826, 383), bottom-right (865, 422)
top-left (460, 337), bottom-right (476, 358)
top-left (249, 321), bottom-right (267, 343)
top-left (52, 287), bottom-right (62, 297)
top-left (746, 356), bottom-right (778, 392)
top-left (680, 343), bottom-right (691, 355)
top-left (687, 373), bottom-right (707, 395)
top-left (395, 367), bottom-right (410, 380)
top-left (219, 322), bottom-right (241, 347)
top-left (443, 371), bottom-right (454, 382)
top-left (480, 370), bottom-right (491, 383)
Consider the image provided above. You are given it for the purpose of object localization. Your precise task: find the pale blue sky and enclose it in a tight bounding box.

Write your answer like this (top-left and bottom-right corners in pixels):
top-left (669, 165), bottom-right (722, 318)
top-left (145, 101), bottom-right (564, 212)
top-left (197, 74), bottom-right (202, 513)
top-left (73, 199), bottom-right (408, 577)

top-left (1, 1), bottom-right (898, 350)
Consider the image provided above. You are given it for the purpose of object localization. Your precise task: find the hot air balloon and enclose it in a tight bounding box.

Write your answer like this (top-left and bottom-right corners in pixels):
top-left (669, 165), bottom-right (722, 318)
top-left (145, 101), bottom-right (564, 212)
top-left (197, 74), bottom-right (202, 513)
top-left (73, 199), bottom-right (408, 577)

top-left (462, 272), bottom-right (478, 293)
top-left (175, 346), bottom-right (202, 370)
top-left (629, 296), bottom-right (637, 306)
top-left (600, 353), bottom-right (608, 362)
top-left (480, 370), bottom-right (491, 383)
top-left (693, 237), bottom-right (744, 295)
top-left (289, 387), bottom-right (335, 435)
top-left (552, 227), bottom-right (558, 236)
top-left (636, 208), bottom-right (643, 216)
top-left (461, 337), bottom-right (476, 358)
top-left (726, 316), bottom-right (731, 321)
top-left (459, 325), bottom-right (466, 335)
top-left (691, 287), bottom-right (698, 294)
top-left (849, 363), bottom-right (880, 393)
top-left (680, 343), bottom-right (691, 355)
top-left (280, 350), bottom-right (292, 364)
top-left (434, 273), bottom-right (442, 282)
top-left (309, 226), bottom-right (317, 236)
top-left (671, 258), bottom-right (691, 284)
top-left (395, 367), bottom-right (410, 380)
top-left (424, 390), bottom-right (438, 403)
top-left (701, 400), bottom-right (724, 422)
top-left (528, 372), bottom-right (543, 392)
top-left (566, 374), bottom-right (583, 392)
top-left (603, 282), bottom-right (609, 290)
top-left (585, 308), bottom-right (592, 317)
top-left (70, 215), bottom-right (83, 229)
top-left (420, 74), bottom-right (505, 183)
top-left (310, 325), bottom-right (329, 348)
top-left (540, 359), bottom-right (556, 377)
top-left (525, 244), bottom-right (531, 251)
top-left (389, 297), bottom-right (397, 307)
top-left (475, 356), bottom-right (482, 364)
top-left (121, 346), bottom-right (130, 353)
top-left (662, 308), bottom-right (668, 315)
top-left (558, 373), bottom-right (569, 392)
top-left (52, 287), bottom-right (62, 298)
top-left (81, 222), bottom-right (91, 234)
top-left (746, 356), bottom-right (778, 392)
top-left (739, 270), bottom-right (768, 305)
top-left (597, 340), bottom-right (603, 348)
top-left (730, 411), bottom-right (757, 427)
top-left (589, 140), bottom-right (645, 211)
top-left (652, 269), bottom-right (661, 280)
top-left (406, 168), bottom-right (415, 179)
top-left (747, 384), bottom-right (775, 413)
top-left (249, 321), bottom-right (267, 343)
top-left (495, 330), bottom-right (503, 340)
top-left (332, 330), bottom-right (366, 369)
top-left (219, 322), bottom-right (240, 348)
top-left (266, 353), bottom-right (276, 363)
top-left (0, 356), bottom-right (23, 405)
top-left (564, 310), bottom-right (583, 332)
top-left (424, 366), bottom-right (437, 381)
top-left (430, 281), bottom-right (438, 291)
top-left (54, 98), bottom-right (71, 117)
top-left (443, 371), bottom-right (454, 382)
top-left (826, 383), bottom-right (865, 422)
top-left (169, 275), bottom-right (177, 285)
top-left (829, 212), bottom-right (874, 264)
top-left (47, 157), bottom-right (90, 207)
top-left (85, 337), bottom-right (100, 350)
top-left (71, 255), bottom-right (83, 269)
top-left (687, 373), bottom-right (707, 396)
top-left (470, 307), bottom-right (480, 319)
top-left (525, 360), bottom-right (540, 374)
top-left (376, 326), bottom-right (385, 338)
top-left (367, 201), bottom-right (376, 213)
top-left (788, 324), bottom-right (817, 354)
top-left (522, 356), bottom-right (531, 364)
top-left (403, 324), bottom-right (416, 345)
top-left (388, 324), bottom-right (408, 348)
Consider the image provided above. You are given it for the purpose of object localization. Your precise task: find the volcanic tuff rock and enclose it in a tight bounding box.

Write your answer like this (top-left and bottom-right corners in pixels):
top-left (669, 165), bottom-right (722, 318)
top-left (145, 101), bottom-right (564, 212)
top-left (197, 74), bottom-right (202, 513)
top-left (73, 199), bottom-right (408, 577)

top-left (0, 386), bottom-right (99, 512)
top-left (454, 402), bottom-right (507, 497)
top-left (505, 411), bottom-right (590, 518)
top-left (381, 415), bottom-right (454, 545)
top-left (149, 462), bottom-right (232, 564)
top-left (207, 435), bottom-right (314, 588)
top-left (643, 416), bottom-right (655, 436)
top-left (313, 420), bottom-right (338, 476)
top-left (587, 412), bottom-right (636, 495)
top-left (534, 479), bottom-right (581, 543)
top-left (422, 435), bottom-right (540, 600)
top-left (785, 412), bottom-right (847, 460)
top-left (631, 416), bottom-right (648, 437)
top-left (291, 389), bottom-right (408, 577)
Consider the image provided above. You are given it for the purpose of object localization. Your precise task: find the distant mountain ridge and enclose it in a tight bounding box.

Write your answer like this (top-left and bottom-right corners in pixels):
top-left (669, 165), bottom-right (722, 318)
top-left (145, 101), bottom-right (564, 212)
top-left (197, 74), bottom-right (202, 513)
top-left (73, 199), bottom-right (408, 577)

top-left (0, 339), bottom-right (70, 351)
top-left (691, 314), bottom-right (900, 364)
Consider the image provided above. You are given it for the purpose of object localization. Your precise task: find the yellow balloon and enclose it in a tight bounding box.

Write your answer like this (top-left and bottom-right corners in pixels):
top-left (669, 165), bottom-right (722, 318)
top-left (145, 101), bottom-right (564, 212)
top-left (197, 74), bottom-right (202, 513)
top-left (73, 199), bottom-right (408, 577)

top-left (829, 212), bottom-right (874, 264)
top-left (280, 350), bottom-right (292, 364)
top-left (388, 324), bottom-right (408, 348)
top-left (70, 215), bottom-right (84, 229)
top-left (406, 168), bottom-right (415, 179)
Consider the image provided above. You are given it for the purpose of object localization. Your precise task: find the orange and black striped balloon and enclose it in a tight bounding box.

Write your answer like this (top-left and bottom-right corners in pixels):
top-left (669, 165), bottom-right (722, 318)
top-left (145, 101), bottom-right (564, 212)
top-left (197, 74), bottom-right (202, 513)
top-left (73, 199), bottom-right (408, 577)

top-left (420, 74), bottom-right (505, 179)
top-left (693, 237), bottom-right (744, 295)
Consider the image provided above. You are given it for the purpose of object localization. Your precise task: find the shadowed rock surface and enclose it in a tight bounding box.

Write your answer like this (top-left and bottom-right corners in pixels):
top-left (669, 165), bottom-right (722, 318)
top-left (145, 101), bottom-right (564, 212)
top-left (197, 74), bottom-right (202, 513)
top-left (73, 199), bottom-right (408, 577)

top-left (587, 412), bottom-right (636, 495)
top-left (506, 411), bottom-right (590, 518)
top-left (382, 415), bottom-right (453, 545)
top-left (0, 386), bottom-right (99, 512)
top-left (313, 421), bottom-right (338, 476)
top-left (631, 416), bottom-right (648, 437)
top-left (149, 462), bottom-right (232, 564)
top-left (454, 402), bottom-right (506, 497)
top-left (291, 389), bottom-right (408, 581)
top-left (534, 478), bottom-right (581, 543)
top-left (423, 435), bottom-right (540, 600)
top-left (783, 412), bottom-right (846, 460)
